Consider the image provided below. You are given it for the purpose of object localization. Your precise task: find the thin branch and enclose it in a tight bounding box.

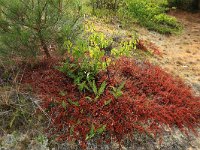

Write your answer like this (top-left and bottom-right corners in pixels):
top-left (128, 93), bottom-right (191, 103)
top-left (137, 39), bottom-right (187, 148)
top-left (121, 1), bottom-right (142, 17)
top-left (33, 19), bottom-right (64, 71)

top-left (0, 110), bottom-right (12, 116)
top-left (28, 96), bottom-right (54, 123)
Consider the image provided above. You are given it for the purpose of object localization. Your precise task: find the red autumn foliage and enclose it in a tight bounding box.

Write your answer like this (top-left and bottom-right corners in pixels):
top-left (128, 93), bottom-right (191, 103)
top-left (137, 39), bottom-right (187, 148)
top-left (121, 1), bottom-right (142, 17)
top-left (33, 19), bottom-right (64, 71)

top-left (22, 57), bottom-right (200, 148)
top-left (137, 39), bottom-right (162, 56)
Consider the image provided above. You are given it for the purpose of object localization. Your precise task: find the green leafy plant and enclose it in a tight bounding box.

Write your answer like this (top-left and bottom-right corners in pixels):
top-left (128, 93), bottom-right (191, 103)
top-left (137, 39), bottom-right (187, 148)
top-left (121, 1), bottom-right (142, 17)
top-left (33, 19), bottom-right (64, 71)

top-left (67, 99), bottom-right (79, 107)
top-left (0, 86), bottom-right (37, 131)
top-left (59, 31), bottom-right (112, 93)
top-left (104, 99), bottom-right (112, 106)
top-left (59, 29), bottom-right (137, 102)
top-left (90, 0), bottom-right (122, 12)
top-left (59, 91), bottom-right (67, 97)
top-left (110, 81), bottom-right (126, 99)
top-left (111, 35), bottom-right (138, 57)
top-left (61, 100), bottom-right (67, 110)
top-left (35, 134), bottom-right (47, 145)
top-left (88, 80), bottom-right (107, 100)
top-left (86, 124), bottom-right (106, 140)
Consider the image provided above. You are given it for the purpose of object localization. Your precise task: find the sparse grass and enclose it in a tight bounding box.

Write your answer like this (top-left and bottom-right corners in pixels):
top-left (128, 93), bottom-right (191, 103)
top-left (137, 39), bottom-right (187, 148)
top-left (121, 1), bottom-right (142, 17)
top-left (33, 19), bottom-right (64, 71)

top-left (0, 63), bottom-right (47, 148)
top-left (0, 85), bottom-right (38, 133)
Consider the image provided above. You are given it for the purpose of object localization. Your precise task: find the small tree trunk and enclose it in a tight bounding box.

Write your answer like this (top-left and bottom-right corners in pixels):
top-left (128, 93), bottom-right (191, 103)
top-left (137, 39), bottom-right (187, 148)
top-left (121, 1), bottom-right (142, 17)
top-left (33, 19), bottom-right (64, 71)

top-left (38, 30), bottom-right (51, 58)
top-left (114, 0), bottom-right (118, 10)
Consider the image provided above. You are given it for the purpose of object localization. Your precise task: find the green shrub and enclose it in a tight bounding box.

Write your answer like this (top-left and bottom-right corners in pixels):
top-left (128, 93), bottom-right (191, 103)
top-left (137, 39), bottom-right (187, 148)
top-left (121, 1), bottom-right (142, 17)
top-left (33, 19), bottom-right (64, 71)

top-left (125, 0), bottom-right (182, 34)
top-left (59, 29), bottom-right (137, 92)
top-left (59, 32), bottom-right (113, 92)
top-left (89, 0), bottom-right (181, 34)
top-left (0, 0), bottom-right (82, 60)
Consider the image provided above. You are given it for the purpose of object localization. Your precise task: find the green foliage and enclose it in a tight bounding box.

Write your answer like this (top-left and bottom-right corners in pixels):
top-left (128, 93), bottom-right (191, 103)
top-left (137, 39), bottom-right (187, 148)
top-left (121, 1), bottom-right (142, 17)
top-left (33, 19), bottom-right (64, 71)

top-left (86, 124), bottom-right (106, 140)
top-left (86, 124), bottom-right (95, 140)
top-left (67, 99), bottom-right (79, 107)
top-left (61, 100), bottom-right (67, 109)
top-left (110, 81), bottom-right (125, 99)
top-left (111, 36), bottom-right (138, 57)
top-left (88, 80), bottom-right (107, 100)
top-left (89, 0), bottom-right (181, 34)
top-left (90, 0), bottom-right (121, 11)
top-left (35, 134), bottom-right (47, 145)
top-left (104, 99), bottom-right (112, 106)
top-left (0, 0), bottom-right (82, 60)
top-left (59, 90), bottom-right (67, 97)
top-left (59, 31), bottom-right (112, 93)
top-left (125, 0), bottom-right (182, 34)
top-left (8, 95), bottom-right (32, 128)
top-left (59, 27), bottom-right (138, 97)
top-left (59, 31), bottom-right (137, 96)
top-left (0, 86), bottom-right (38, 132)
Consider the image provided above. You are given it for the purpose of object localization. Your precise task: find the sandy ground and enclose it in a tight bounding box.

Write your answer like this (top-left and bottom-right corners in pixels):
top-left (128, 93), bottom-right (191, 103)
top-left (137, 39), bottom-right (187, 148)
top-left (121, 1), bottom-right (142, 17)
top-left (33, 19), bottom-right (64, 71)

top-left (138, 10), bottom-right (200, 96)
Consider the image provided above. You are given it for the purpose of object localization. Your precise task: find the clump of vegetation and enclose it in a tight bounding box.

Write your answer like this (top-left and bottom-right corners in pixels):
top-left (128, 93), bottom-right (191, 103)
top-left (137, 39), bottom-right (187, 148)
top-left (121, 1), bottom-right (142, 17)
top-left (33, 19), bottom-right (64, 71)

top-left (0, 0), bottom-right (82, 60)
top-left (1, 0), bottom-right (200, 149)
top-left (21, 32), bottom-right (200, 149)
top-left (22, 57), bottom-right (200, 149)
top-left (90, 0), bottom-right (121, 11)
top-left (59, 28), bottom-right (137, 92)
top-left (125, 0), bottom-right (182, 34)
top-left (90, 0), bottom-right (182, 34)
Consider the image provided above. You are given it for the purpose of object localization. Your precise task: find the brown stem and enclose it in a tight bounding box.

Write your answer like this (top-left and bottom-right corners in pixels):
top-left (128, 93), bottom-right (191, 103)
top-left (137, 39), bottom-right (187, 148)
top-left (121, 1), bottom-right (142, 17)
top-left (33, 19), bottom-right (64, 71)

top-left (38, 30), bottom-right (51, 58)
top-left (105, 57), bottom-right (110, 81)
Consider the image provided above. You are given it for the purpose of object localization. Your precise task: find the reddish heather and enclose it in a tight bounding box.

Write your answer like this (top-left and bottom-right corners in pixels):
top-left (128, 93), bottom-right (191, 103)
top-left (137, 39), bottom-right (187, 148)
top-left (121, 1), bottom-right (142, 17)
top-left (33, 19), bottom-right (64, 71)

top-left (22, 57), bottom-right (200, 148)
top-left (137, 39), bottom-right (162, 56)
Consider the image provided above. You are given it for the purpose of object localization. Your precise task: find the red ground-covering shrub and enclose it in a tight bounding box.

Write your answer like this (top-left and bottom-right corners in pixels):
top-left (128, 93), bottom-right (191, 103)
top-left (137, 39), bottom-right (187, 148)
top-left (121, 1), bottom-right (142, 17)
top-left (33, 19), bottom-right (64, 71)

top-left (137, 39), bottom-right (162, 56)
top-left (22, 57), bottom-right (200, 148)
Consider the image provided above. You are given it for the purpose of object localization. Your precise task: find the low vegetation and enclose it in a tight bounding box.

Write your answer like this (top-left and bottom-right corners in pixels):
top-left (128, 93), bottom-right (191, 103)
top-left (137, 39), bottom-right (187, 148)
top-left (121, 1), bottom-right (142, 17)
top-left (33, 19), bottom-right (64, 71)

top-left (125, 0), bottom-right (182, 34)
top-left (90, 0), bottom-right (182, 34)
top-left (0, 0), bottom-right (200, 149)
top-left (22, 32), bottom-right (200, 148)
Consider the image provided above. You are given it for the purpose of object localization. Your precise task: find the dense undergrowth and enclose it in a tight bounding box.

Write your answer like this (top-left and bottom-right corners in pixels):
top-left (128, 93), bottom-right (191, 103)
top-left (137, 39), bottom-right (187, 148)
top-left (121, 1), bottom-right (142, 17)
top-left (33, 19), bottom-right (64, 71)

top-left (125, 0), bottom-right (182, 34)
top-left (1, 0), bottom-right (200, 149)
top-left (22, 56), bottom-right (200, 149)
top-left (90, 0), bottom-right (182, 34)
top-left (21, 31), bottom-right (200, 148)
